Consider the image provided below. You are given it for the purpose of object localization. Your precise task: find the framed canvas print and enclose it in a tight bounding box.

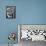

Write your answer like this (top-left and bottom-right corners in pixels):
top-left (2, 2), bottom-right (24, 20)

top-left (18, 24), bottom-right (46, 46)
top-left (6, 6), bottom-right (16, 19)
top-left (18, 24), bottom-right (46, 41)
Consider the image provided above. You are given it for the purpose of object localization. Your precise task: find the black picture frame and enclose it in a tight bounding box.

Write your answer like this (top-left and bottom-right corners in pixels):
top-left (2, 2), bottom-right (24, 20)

top-left (6, 6), bottom-right (16, 19)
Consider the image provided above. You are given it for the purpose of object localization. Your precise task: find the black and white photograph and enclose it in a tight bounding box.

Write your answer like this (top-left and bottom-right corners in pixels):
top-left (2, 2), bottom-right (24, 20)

top-left (18, 25), bottom-right (46, 46)
top-left (6, 6), bottom-right (16, 19)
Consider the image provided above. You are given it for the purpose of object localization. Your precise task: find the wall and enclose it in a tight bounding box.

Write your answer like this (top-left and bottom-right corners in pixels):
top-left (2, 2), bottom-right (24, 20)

top-left (0, 0), bottom-right (46, 44)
